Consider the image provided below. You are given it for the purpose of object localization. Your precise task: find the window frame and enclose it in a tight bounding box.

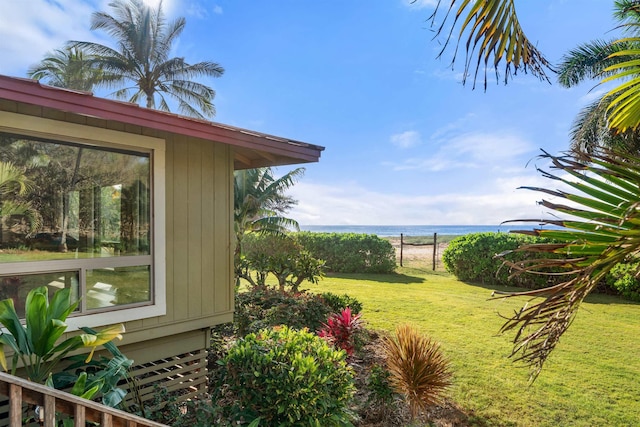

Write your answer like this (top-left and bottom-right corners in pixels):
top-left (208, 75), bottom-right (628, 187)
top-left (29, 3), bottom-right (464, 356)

top-left (0, 111), bottom-right (166, 330)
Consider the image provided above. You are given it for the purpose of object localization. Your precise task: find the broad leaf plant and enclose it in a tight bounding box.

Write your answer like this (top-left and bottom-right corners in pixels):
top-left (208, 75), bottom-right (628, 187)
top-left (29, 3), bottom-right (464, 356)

top-left (498, 149), bottom-right (640, 377)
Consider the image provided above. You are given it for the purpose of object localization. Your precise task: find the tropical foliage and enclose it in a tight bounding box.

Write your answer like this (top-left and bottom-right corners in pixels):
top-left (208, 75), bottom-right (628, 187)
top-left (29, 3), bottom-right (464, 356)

top-left (383, 324), bottom-right (451, 421)
top-left (0, 286), bottom-right (125, 384)
top-left (235, 233), bottom-right (325, 292)
top-left (213, 326), bottom-right (356, 426)
top-left (234, 287), bottom-right (333, 335)
top-left (428, 0), bottom-right (640, 133)
top-left (295, 232), bottom-right (396, 274)
top-left (498, 149), bottom-right (640, 377)
top-left (0, 161), bottom-right (40, 234)
top-left (427, 0), bottom-right (552, 90)
top-left (557, 1), bottom-right (640, 154)
top-left (233, 167), bottom-right (304, 258)
top-left (442, 232), bottom-right (564, 289)
top-left (27, 47), bottom-right (117, 92)
top-left (318, 307), bottom-right (363, 356)
top-left (70, 0), bottom-right (224, 118)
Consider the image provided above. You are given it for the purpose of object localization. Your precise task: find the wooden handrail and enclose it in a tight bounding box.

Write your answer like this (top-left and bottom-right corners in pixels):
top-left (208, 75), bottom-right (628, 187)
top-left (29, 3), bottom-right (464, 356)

top-left (0, 371), bottom-right (168, 427)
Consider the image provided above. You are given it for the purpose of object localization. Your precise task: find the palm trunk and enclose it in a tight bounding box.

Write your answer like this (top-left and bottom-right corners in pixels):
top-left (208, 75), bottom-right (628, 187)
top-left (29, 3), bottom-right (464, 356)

top-left (59, 148), bottom-right (83, 252)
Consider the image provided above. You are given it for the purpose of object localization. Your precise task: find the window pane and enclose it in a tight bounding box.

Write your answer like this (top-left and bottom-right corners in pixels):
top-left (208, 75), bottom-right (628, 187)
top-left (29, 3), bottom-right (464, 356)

top-left (0, 272), bottom-right (79, 318)
top-left (86, 266), bottom-right (151, 309)
top-left (0, 133), bottom-right (150, 262)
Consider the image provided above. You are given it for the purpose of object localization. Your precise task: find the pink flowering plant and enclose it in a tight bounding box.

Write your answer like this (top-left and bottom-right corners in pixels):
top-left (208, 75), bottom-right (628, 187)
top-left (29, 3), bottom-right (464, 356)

top-left (318, 307), bottom-right (363, 356)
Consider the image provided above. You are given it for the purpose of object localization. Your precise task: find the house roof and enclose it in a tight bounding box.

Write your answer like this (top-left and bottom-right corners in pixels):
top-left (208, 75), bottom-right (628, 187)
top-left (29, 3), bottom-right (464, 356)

top-left (0, 74), bottom-right (324, 169)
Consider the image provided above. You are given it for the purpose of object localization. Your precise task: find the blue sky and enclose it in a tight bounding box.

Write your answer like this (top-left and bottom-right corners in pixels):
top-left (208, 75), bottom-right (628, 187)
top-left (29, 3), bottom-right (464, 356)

top-left (0, 0), bottom-right (618, 225)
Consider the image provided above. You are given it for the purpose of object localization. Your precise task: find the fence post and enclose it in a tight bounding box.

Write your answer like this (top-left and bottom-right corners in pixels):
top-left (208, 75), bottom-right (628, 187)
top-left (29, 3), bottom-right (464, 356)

top-left (400, 233), bottom-right (404, 267)
top-left (432, 233), bottom-right (437, 271)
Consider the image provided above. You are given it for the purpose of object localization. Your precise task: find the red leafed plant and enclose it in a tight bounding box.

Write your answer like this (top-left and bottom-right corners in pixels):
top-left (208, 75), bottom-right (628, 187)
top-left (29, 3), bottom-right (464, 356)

top-left (318, 307), bottom-right (362, 356)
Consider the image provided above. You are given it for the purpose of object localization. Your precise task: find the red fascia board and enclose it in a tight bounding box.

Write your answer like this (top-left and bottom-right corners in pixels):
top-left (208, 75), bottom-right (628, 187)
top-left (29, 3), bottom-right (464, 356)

top-left (0, 75), bottom-right (323, 162)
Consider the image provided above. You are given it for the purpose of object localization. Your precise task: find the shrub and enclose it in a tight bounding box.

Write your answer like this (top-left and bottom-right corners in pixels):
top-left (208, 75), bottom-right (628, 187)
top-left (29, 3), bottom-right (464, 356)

top-left (295, 232), bottom-right (396, 273)
top-left (215, 326), bottom-right (356, 426)
top-left (237, 233), bottom-right (325, 292)
top-left (606, 262), bottom-right (640, 301)
top-left (321, 292), bottom-right (363, 314)
top-left (383, 324), bottom-right (452, 421)
top-left (318, 307), bottom-right (363, 356)
top-left (442, 232), bottom-right (561, 288)
top-left (235, 288), bottom-right (332, 335)
top-left (366, 364), bottom-right (396, 408)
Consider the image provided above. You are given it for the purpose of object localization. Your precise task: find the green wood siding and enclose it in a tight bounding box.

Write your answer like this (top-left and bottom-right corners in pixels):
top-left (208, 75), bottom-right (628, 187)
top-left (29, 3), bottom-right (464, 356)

top-left (0, 104), bottom-right (235, 362)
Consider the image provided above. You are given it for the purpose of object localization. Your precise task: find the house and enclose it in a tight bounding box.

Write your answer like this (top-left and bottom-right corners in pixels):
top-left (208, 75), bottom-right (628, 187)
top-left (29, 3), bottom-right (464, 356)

top-left (0, 74), bottom-right (324, 403)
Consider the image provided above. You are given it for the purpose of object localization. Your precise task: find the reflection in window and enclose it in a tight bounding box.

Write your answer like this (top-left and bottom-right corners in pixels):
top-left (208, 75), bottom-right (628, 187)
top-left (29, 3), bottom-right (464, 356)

top-left (0, 272), bottom-right (79, 318)
top-left (0, 134), bottom-right (150, 259)
top-left (0, 132), bottom-right (153, 316)
top-left (86, 266), bottom-right (151, 310)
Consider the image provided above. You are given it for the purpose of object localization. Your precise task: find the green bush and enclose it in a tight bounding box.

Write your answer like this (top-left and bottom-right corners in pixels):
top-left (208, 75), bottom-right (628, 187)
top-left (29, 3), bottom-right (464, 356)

top-left (606, 262), bottom-right (640, 301)
top-left (442, 232), bottom-right (560, 288)
top-left (235, 288), bottom-right (332, 335)
top-left (237, 234), bottom-right (325, 292)
top-left (215, 326), bottom-right (355, 426)
top-left (295, 232), bottom-right (396, 273)
top-left (321, 292), bottom-right (363, 314)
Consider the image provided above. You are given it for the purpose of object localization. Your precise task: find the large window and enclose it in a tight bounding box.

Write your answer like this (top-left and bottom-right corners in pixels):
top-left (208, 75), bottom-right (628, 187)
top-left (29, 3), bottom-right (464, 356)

top-left (0, 113), bottom-right (165, 327)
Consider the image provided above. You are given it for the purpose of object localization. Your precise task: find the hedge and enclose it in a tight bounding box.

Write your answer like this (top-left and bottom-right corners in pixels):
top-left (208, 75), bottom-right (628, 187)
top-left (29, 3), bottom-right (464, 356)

top-left (295, 232), bottom-right (396, 274)
top-left (442, 232), bottom-right (561, 289)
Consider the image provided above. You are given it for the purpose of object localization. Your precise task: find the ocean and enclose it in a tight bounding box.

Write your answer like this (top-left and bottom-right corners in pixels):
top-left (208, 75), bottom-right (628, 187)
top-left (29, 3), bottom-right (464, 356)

top-left (298, 224), bottom-right (550, 237)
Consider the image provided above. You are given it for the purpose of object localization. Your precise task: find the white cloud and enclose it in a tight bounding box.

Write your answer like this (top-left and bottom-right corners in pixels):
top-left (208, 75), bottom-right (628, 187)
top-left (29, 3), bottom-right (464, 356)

top-left (288, 177), bottom-right (551, 226)
top-left (388, 130), bottom-right (535, 172)
top-left (390, 130), bottom-right (422, 149)
top-left (0, 0), bottom-right (100, 76)
top-left (185, 1), bottom-right (209, 18)
top-left (577, 87), bottom-right (607, 106)
top-left (213, 5), bottom-right (223, 15)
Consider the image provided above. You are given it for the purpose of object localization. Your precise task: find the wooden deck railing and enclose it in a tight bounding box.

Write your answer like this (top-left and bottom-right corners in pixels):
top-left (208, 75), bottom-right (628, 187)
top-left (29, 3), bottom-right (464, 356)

top-left (0, 371), bottom-right (168, 427)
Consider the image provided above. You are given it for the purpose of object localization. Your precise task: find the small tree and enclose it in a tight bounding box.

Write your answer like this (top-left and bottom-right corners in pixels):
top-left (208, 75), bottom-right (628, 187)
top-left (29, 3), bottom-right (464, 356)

top-left (236, 233), bottom-right (324, 292)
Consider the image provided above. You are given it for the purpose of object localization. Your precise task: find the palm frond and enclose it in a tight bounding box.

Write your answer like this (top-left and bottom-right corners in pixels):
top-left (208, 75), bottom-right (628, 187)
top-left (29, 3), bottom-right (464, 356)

top-left (602, 41), bottom-right (640, 132)
top-left (557, 39), bottom-right (635, 88)
top-left (429, 0), bottom-right (552, 90)
top-left (498, 149), bottom-right (640, 379)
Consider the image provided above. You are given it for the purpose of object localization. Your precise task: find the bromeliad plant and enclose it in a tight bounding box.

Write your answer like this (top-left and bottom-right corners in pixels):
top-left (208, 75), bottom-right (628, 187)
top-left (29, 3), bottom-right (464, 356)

top-left (0, 286), bottom-right (125, 385)
top-left (498, 149), bottom-right (640, 378)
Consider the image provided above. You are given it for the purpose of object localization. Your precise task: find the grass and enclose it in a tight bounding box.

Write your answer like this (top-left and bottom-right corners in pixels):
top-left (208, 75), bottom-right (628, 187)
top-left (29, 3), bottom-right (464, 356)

top-left (303, 266), bottom-right (640, 426)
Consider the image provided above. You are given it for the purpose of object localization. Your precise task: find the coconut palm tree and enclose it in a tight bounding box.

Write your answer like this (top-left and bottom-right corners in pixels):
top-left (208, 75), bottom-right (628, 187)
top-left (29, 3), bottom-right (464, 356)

top-left (557, 1), bottom-right (640, 154)
top-left (71, 0), bottom-right (224, 119)
top-left (234, 167), bottom-right (304, 258)
top-left (428, 0), bottom-right (640, 133)
top-left (27, 47), bottom-right (116, 92)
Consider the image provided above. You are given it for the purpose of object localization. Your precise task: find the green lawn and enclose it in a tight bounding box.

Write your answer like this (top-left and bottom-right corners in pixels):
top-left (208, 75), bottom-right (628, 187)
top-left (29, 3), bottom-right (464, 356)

top-left (304, 267), bottom-right (640, 427)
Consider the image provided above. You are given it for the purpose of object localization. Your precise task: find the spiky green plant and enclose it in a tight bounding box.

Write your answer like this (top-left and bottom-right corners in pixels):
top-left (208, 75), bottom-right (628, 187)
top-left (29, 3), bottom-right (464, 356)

top-left (499, 149), bottom-right (640, 379)
top-left (382, 324), bottom-right (452, 421)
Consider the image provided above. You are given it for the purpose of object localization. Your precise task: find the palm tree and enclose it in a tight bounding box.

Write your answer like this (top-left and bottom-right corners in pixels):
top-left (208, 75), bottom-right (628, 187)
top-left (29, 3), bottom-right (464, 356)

top-left (428, 0), bottom-right (640, 133)
top-left (428, 0), bottom-right (553, 90)
top-left (234, 167), bottom-right (304, 258)
top-left (429, 0), bottom-right (640, 376)
top-left (27, 47), bottom-right (115, 92)
top-left (0, 162), bottom-right (40, 244)
top-left (499, 149), bottom-right (640, 378)
top-left (557, 1), bottom-right (640, 154)
top-left (71, 0), bottom-right (224, 119)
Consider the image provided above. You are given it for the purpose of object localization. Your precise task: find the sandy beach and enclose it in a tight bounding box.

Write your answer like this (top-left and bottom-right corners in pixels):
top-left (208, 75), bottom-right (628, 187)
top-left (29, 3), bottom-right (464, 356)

top-left (386, 237), bottom-right (449, 270)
